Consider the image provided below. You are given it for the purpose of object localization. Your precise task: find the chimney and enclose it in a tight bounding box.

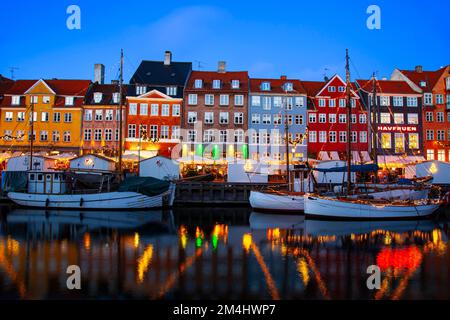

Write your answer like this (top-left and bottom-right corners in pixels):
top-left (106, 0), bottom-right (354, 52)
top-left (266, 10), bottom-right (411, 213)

top-left (280, 75), bottom-right (287, 80)
top-left (111, 80), bottom-right (119, 85)
top-left (382, 77), bottom-right (387, 81)
top-left (415, 65), bottom-right (423, 73)
top-left (164, 51), bottom-right (172, 66)
top-left (218, 61), bottom-right (226, 73)
top-left (94, 64), bottom-right (105, 84)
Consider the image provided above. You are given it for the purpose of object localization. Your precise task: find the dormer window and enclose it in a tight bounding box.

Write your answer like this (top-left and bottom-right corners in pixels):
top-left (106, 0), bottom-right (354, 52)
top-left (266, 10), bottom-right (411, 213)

top-left (93, 93), bottom-right (103, 104)
top-left (112, 93), bottom-right (120, 104)
top-left (231, 80), bottom-right (240, 89)
top-left (194, 79), bottom-right (203, 89)
top-left (328, 86), bottom-right (336, 92)
top-left (261, 82), bottom-right (271, 91)
top-left (65, 96), bottom-right (74, 106)
top-left (420, 81), bottom-right (427, 88)
top-left (284, 83), bottom-right (293, 92)
top-left (212, 80), bottom-right (221, 89)
top-left (12, 95), bottom-right (21, 105)
top-left (166, 86), bottom-right (177, 96)
top-left (136, 85), bottom-right (147, 95)
top-left (446, 77), bottom-right (450, 90)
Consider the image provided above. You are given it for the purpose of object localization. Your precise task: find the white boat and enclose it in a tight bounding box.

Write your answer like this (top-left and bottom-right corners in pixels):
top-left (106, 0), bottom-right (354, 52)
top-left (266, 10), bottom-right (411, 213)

top-left (350, 188), bottom-right (429, 201)
top-left (249, 190), bottom-right (305, 213)
top-left (304, 195), bottom-right (441, 220)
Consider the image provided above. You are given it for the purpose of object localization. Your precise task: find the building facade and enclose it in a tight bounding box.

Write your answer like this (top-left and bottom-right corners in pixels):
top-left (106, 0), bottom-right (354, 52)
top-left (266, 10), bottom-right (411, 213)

top-left (125, 90), bottom-right (182, 158)
top-left (248, 77), bottom-right (308, 163)
top-left (303, 75), bottom-right (369, 162)
top-left (182, 63), bottom-right (249, 161)
top-left (0, 79), bottom-right (91, 154)
top-left (356, 79), bottom-right (424, 167)
top-left (391, 66), bottom-right (450, 162)
top-left (81, 83), bottom-right (127, 156)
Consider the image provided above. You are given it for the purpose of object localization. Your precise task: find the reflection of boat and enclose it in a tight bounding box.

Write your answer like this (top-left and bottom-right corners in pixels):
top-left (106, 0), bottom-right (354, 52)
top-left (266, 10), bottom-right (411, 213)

top-left (249, 191), bottom-right (305, 213)
top-left (249, 212), bottom-right (305, 230)
top-left (305, 218), bottom-right (435, 237)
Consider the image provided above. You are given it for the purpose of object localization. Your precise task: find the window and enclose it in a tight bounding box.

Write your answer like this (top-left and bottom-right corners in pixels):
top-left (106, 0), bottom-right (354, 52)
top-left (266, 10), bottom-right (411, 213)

top-left (447, 77), bottom-right (450, 90)
top-left (234, 130), bottom-right (244, 143)
top-left (408, 113), bottom-right (418, 124)
top-left (380, 113), bottom-right (391, 124)
top-left (309, 131), bottom-right (317, 143)
top-left (339, 99), bottom-right (346, 108)
top-left (426, 150), bottom-right (435, 161)
top-left (93, 93), bottom-right (102, 104)
top-left (151, 104), bottom-right (159, 116)
top-left (295, 97), bottom-right (305, 107)
top-left (262, 114), bottom-right (271, 124)
top-left (426, 130), bottom-right (434, 141)
top-left (220, 95), bottom-right (229, 106)
top-left (173, 104), bottom-right (180, 116)
top-left (339, 131), bottom-right (347, 143)
top-left (203, 130), bottom-right (214, 143)
top-left (328, 86), bottom-right (336, 92)
top-left (339, 114), bottom-right (347, 123)
top-left (394, 113), bottom-right (404, 124)
top-left (188, 112), bottom-right (197, 124)
top-left (437, 130), bottom-right (445, 141)
top-left (160, 126), bottom-right (169, 139)
top-left (129, 103), bottom-right (138, 115)
top-left (329, 114), bottom-right (336, 123)
top-left (286, 115), bottom-right (293, 125)
top-left (273, 114), bottom-right (282, 125)
top-left (252, 114), bottom-right (260, 124)
top-left (319, 114), bottom-right (326, 123)
top-left (319, 131), bottom-right (327, 143)
top-left (94, 129), bottom-right (102, 141)
top-left (84, 129), bottom-right (92, 141)
top-left (262, 97), bottom-right (271, 110)
top-left (436, 94), bottom-right (444, 104)
top-left (318, 99), bottom-right (326, 107)
top-left (407, 97), bottom-right (418, 107)
top-left (251, 132), bottom-right (260, 144)
top-left (329, 131), bottom-right (337, 143)
top-left (381, 133), bottom-right (391, 149)
top-left (139, 103), bottom-right (148, 116)
top-left (338, 86), bottom-right (345, 92)
top-left (162, 104), bottom-right (170, 116)
top-left (205, 94), bottom-right (215, 106)
top-left (425, 112), bottom-right (433, 122)
top-left (252, 96), bottom-right (261, 107)
top-left (394, 133), bottom-right (405, 153)
top-left (234, 95), bottom-right (244, 106)
top-left (17, 112), bottom-right (25, 122)
top-left (261, 82), bottom-right (271, 91)
top-left (188, 130), bottom-right (197, 142)
top-left (295, 115), bottom-right (303, 125)
top-left (393, 96), bottom-right (403, 107)
top-left (194, 79), bottom-right (203, 89)
top-left (136, 86), bottom-right (147, 95)
top-left (105, 110), bottom-right (113, 121)
top-left (40, 131), bottom-right (48, 141)
top-left (409, 133), bottom-right (419, 149)
top-left (41, 112), bottom-right (49, 122)
top-left (380, 96), bottom-right (390, 106)
top-left (128, 124), bottom-right (136, 138)
top-left (5, 112), bottom-right (13, 122)
top-left (112, 93), bottom-right (120, 104)
top-left (329, 99), bottom-right (336, 107)
top-left (309, 113), bottom-right (317, 123)
top-left (234, 112), bottom-right (244, 124)
top-left (172, 126), bottom-right (180, 139)
top-left (188, 94), bottom-right (198, 105)
top-left (3, 130), bottom-right (12, 141)
top-left (41, 96), bottom-right (50, 104)
top-left (28, 130), bottom-right (36, 142)
top-left (360, 131), bottom-right (368, 143)
top-left (31, 96), bottom-right (38, 104)
top-left (12, 96), bottom-right (20, 105)
top-left (64, 113), bottom-right (72, 123)
top-left (219, 112), bottom-right (229, 124)
top-left (220, 130), bottom-right (228, 143)
top-left (351, 131), bottom-right (357, 143)
top-left (52, 131), bottom-right (60, 142)
top-left (149, 125), bottom-right (158, 140)
top-left (63, 131), bottom-right (71, 142)
top-left (104, 128), bottom-right (112, 141)
top-left (212, 80), bottom-right (221, 89)
top-left (231, 80), bottom-right (240, 89)
top-left (424, 93), bottom-right (433, 105)
top-left (204, 112), bottom-right (214, 124)
top-left (29, 112), bottom-right (37, 123)
top-left (273, 97), bottom-right (282, 108)
top-left (351, 99), bottom-right (356, 108)
top-left (115, 129), bottom-right (119, 141)
top-left (53, 112), bottom-right (61, 123)
top-left (438, 150), bottom-right (446, 161)
top-left (284, 83), bottom-right (293, 91)
top-left (437, 112), bottom-right (444, 122)
top-left (359, 114), bottom-right (367, 124)
top-left (166, 86), bottom-right (177, 96)
top-left (95, 110), bottom-right (103, 121)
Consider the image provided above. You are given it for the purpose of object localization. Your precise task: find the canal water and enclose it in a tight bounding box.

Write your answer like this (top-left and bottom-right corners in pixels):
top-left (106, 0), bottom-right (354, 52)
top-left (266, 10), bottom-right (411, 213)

top-left (0, 204), bottom-right (449, 300)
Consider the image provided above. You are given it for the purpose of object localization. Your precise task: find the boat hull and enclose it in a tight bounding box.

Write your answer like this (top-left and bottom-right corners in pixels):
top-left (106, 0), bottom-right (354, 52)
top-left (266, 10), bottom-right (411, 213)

top-left (249, 191), bottom-right (304, 213)
top-left (7, 185), bottom-right (176, 210)
top-left (304, 195), bottom-right (440, 220)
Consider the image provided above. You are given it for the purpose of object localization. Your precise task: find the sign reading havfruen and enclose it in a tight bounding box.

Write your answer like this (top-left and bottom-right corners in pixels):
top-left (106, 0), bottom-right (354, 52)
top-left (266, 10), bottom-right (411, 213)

top-left (377, 125), bottom-right (418, 132)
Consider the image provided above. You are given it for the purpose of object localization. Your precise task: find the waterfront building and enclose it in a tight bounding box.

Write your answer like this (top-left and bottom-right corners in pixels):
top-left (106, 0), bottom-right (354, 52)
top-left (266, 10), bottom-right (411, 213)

top-left (391, 65), bottom-right (450, 162)
top-left (0, 79), bottom-right (91, 154)
top-left (356, 79), bottom-right (424, 168)
top-left (248, 77), bottom-right (308, 163)
top-left (182, 62), bottom-right (249, 162)
top-left (303, 75), bottom-right (369, 162)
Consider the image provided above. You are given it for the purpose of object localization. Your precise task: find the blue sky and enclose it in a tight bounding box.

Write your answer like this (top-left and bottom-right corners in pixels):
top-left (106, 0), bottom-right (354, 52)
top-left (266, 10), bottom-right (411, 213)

top-left (1, 0), bottom-right (448, 83)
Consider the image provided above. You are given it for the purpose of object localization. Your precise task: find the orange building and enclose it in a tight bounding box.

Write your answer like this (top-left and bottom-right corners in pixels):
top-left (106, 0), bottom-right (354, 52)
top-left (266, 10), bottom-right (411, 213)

top-left (125, 90), bottom-right (182, 158)
top-left (0, 79), bottom-right (91, 154)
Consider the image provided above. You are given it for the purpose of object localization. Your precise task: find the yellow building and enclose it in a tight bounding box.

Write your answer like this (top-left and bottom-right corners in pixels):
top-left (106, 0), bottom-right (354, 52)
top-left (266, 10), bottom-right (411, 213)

top-left (0, 79), bottom-right (91, 154)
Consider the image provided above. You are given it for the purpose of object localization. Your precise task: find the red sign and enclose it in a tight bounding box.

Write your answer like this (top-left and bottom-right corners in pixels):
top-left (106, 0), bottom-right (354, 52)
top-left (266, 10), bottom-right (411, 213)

top-left (377, 125), bottom-right (417, 133)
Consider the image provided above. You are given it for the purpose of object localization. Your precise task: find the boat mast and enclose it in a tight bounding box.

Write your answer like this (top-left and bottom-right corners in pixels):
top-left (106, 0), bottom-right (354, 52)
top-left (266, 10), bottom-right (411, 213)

top-left (118, 49), bottom-right (124, 174)
top-left (371, 73), bottom-right (378, 169)
top-left (29, 102), bottom-right (34, 171)
top-left (345, 49), bottom-right (352, 194)
top-left (284, 93), bottom-right (290, 190)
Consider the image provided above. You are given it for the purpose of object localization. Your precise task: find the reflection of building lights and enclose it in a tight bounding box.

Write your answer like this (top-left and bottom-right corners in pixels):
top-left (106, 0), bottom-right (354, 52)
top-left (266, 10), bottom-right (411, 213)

top-left (242, 233), bottom-right (252, 252)
top-left (137, 245), bottom-right (154, 283)
top-left (432, 229), bottom-right (441, 245)
top-left (297, 258), bottom-right (310, 286)
top-left (6, 237), bottom-right (20, 255)
top-left (244, 160), bottom-right (253, 172)
top-left (84, 233), bottom-right (91, 250)
top-left (384, 234), bottom-right (392, 246)
top-left (377, 246), bottom-right (423, 272)
top-left (179, 226), bottom-right (188, 250)
top-left (134, 233), bottom-right (140, 249)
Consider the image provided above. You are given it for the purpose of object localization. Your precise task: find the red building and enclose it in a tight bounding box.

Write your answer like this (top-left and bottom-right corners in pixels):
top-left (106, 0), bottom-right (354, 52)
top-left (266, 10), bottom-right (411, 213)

top-left (125, 90), bottom-right (182, 158)
top-left (303, 75), bottom-right (369, 162)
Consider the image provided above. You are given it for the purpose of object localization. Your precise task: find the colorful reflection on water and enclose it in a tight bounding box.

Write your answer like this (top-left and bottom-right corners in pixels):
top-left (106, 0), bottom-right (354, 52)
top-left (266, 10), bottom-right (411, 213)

top-left (0, 205), bottom-right (449, 300)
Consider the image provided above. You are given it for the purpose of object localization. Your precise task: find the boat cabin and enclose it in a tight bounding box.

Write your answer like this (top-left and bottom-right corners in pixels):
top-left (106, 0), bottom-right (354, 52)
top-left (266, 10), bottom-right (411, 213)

top-left (27, 171), bottom-right (68, 194)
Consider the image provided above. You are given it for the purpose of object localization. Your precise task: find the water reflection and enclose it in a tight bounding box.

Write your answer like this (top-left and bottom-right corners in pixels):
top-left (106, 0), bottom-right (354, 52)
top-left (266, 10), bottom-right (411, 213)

top-left (0, 205), bottom-right (449, 300)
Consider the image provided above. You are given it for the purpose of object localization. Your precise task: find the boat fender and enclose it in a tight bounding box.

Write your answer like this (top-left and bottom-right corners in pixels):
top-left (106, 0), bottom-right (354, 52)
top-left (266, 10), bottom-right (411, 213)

top-left (80, 198), bottom-right (84, 208)
top-left (45, 198), bottom-right (50, 207)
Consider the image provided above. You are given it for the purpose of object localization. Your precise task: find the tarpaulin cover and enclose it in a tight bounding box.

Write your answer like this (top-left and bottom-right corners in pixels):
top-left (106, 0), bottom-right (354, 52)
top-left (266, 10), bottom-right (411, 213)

top-left (1, 171), bottom-right (28, 193)
top-left (118, 176), bottom-right (170, 197)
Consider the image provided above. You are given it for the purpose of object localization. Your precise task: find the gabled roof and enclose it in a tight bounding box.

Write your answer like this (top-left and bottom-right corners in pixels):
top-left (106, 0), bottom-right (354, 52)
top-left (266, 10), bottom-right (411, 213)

top-left (250, 78), bottom-right (307, 94)
top-left (186, 71), bottom-right (249, 91)
top-left (301, 81), bottom-right (325, 97)
top-left (132, 89), bottom-right (179, 100)
top-left (356, 79), bottom-right (420, 95)
top-left (3, 79), bottom-right (91, 96)
top-left (397, 66), bottom-right (449, 92)
top-left (3, 80), bottom-right (38, 95)
top-left (130, 60), bottom-right (192, 87)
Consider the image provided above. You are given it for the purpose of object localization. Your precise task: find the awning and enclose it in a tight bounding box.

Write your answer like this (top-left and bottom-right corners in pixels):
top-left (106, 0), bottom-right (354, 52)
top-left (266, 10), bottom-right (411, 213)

top-left (352, 151), bottom-right (362, 163)
top-left (314, 164), bottom-right (379, 173)
top-left (330, 151), bottom-right (340, 161)
top-left (361, 151), bottom-right (372, 163)
top-left (378, 155), bottom-right (426, 167)
top-left (318, 151), bottom-right (330, 161)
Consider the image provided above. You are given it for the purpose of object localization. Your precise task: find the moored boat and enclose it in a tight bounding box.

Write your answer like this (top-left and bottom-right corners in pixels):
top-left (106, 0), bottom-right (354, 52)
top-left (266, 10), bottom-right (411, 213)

top-left (249, 190), bottom-right (305, 213)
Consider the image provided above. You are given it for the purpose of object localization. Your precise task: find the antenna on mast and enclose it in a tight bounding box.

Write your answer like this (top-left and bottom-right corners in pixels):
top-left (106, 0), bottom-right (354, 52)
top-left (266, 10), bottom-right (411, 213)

top-left (8, 67), bottom-right (19, 80)
top-left (345, 49), bottom-right (352, 194)
top-left (118, 49), bottom-right (124, 175)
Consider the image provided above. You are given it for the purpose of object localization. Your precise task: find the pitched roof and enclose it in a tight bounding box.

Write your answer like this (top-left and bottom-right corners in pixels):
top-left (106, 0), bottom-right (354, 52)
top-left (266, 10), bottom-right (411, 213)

top-left (130, 60), bottom-right (192, 86)
top-left (301, 81), bottom-right (325, 96)
top-left (85, 83), bottom-right (129, 105)
top-left (250, 78), bottom-right (307, 94)
top-left (2, 79), bottom-right (91, 96)
top-left (356, 79), bottom-right (419, 95)
top-left (398, 66), bottom-right (449, 91)
top-left (186, 71), bottom-right (249, 91)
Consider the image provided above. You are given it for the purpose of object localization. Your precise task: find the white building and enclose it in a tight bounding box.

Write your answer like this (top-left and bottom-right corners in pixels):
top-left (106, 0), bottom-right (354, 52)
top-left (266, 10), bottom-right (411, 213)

top-left (139, 156), bottom-right (180, 180)
top-left (70, 154), bottom-right (116, 172)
